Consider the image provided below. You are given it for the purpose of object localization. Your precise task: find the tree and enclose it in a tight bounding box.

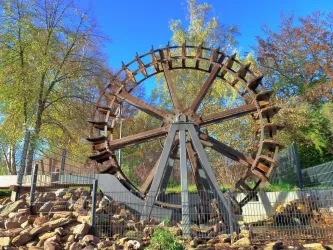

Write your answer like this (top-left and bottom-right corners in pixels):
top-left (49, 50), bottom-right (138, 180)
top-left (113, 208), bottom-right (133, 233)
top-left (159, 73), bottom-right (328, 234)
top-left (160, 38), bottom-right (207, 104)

top-left (0, 0), bottom-right (108, 174)
top-left (254, 11), bottom-right (333, 168)
top-left (120, 0), bottom-right (247, 186)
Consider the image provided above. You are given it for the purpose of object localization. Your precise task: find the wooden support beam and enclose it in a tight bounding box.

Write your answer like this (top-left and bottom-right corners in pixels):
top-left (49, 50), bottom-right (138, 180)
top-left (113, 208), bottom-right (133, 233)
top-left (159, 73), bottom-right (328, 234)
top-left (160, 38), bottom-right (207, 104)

top-left (200, 103), bottom-right (262, 127)
top-left (237, 63), bottom-right (251, 79)
top-left (109, 85), bottom-right (174, 121)
top-left (88, 120), bottom-right (112, 131)
top-left (190, 62), bottom-right (222, 112)
top-left (247, 76), bottom-right (263, 92)
top-left (108, 126), bottom-right (169, 150)
top-left (181, 42), bottom-right (186, 67)
top-left (200, 134), bottom-right (252, 167)
top-left (159, 50), bottom-right (180, 110)
top-left (122, 62), bottom-right (137, 85)
top-left (151, 47), bottom-right (160, 72)
top-left (136, 53), bottom-right (148, 78)
top-left (186, 142), bottom-right (206, 192)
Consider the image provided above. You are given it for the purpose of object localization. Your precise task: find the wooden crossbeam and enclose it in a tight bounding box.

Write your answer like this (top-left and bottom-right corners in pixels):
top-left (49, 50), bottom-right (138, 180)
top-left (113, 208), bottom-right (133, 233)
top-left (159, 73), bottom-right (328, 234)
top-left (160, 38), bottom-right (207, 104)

top-left (151, 47), bottom-right (160, 72)
top-left (200, 103), bottom-right (263, 127)
top-left (108, 126), bottom-right (169, 150)
top-left (109, 85), bottom-right (174, 121)
top-left (159, 49), bottom-right (180, 110)
top-left (136, 52), bottom-right (148, 77)
top-left (190, 62), bottom-right (223, 112)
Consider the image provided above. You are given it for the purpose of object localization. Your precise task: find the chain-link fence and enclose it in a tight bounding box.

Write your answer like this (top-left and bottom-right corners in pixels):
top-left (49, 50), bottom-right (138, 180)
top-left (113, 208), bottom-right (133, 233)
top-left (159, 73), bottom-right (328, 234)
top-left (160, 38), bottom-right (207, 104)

top-left (20, 166), bottom-right (333, 242)
top-left (270, 143), bottom-right (333, 189)
top-left (91, 188), bottom-right (333, 242)
top-left (270, 143), bottom-right (303, 187)
top-left (302, 161), bottom-right (333, 188)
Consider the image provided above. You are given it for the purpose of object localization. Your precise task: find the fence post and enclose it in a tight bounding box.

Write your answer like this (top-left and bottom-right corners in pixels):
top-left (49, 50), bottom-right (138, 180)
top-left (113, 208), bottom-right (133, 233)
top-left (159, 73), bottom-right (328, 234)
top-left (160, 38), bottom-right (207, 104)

top-left (16, 131), bottom-right (30, 201)
top-left (118, 104), bottom-right (123, 169)
top-left (90, 179), bottom-right (98, 234)
top-left (61, 149), bottom-right (66, 174)
top-left (227, 190), bottom-right (234, 243)
top-left (29, 164), bottom-right (38, 214)
top-left (60, 149), bottom-right (66, 183)
top-left (292, 143), bottom-right (303, 189)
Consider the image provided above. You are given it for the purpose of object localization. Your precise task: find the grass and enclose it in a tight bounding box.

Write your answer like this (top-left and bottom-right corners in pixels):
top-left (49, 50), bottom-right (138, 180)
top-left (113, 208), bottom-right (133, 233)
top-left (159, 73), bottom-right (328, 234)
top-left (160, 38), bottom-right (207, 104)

top-left (165, 184), bottom-right (232, 193)
top-left (165, 182), bottom-right (301, 193)
top-left (0, 189), bottom-right (11, 197)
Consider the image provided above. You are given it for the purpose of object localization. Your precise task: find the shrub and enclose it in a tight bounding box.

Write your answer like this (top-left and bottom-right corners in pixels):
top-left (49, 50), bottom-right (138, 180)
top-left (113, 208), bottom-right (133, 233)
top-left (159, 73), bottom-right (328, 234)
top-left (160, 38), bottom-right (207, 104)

top-left (147, 219), bottom-right (184, 250)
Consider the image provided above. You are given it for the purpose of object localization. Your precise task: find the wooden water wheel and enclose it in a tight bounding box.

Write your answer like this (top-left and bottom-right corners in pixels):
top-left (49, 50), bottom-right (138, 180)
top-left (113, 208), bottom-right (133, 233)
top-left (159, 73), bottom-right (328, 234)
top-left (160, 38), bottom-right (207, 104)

top-left (87, 43), bottom-right (283, 217)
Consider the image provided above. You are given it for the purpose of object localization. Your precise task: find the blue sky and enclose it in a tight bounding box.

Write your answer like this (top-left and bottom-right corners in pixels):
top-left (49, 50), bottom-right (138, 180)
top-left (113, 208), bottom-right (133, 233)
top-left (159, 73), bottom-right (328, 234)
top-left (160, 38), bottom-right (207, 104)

top-left (80, 0), bottom-right (332, 73)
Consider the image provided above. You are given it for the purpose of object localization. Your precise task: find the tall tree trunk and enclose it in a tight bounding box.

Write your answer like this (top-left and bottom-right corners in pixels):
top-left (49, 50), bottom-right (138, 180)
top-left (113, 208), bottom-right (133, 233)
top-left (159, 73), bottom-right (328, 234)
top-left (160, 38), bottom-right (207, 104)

top-left (1, 144), bottom-right (16, 175)
top-left (9, 144), bottom-right (17, 175)
top-left (2, 146), bottom-right (11, 175)
top-left (25, 113), bottom-right (42, 175)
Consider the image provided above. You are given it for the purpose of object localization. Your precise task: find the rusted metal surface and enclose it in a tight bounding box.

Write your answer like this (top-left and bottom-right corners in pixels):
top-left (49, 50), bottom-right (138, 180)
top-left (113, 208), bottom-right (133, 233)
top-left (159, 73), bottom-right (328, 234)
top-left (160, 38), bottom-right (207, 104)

top-left (87, 44), bottom-right (283, 215)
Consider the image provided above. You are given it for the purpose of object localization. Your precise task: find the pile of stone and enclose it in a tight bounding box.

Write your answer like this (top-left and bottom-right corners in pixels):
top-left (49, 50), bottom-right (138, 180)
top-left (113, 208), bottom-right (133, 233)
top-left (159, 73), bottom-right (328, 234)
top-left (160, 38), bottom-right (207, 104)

top-left (1, 190), bottom-right (332, 250)
top-left (0, 190), bottom-right (149, 250)
top-left (250, 195), bottom-right (326, 228)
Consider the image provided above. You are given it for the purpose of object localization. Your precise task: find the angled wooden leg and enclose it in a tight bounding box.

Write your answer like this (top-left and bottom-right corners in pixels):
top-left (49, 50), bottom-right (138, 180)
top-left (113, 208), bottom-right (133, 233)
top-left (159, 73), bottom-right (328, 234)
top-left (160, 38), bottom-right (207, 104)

top-left (186, 123), bottom-right (236, 228)
top-left (186, 141), bottom-right (211, 223)
top-left (141, 124), bottom-right (178, 220)
top-left (186, 141), bottom-right (211, 191)
top-left (159, 142), bottom-right (179, 194)
top-left (179, 128), bottom-right (190, 236)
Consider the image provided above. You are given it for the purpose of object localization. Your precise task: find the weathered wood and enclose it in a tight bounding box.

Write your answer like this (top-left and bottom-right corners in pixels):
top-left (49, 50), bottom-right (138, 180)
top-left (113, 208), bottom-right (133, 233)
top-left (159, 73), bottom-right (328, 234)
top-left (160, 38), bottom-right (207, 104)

top-left (136, 53), bottom-right (148, 77)
top-left (190, 63), bottom-right (222, 112)
top-left (259, 123), bottom-right (284, 136)
top-left (237, 63), bottom-right (251, 79)
top-left (86, 135), bottom-right (107, 144)
top-left (200, 134), bottom-right (251, 167)
top-left (88, 150), bottom-right (111, 163)
top-left (186, 142), bottom-right (206, 192)
top-left (260, 106), bottom-right (281, 119)
top-left (87, 45), bottom-right (283, 213)
top-left (109, 85), bottom-right (173, 121)
top-left (159, 50), bottom-right (180, 110)
top-left (140, 140), bottom-right (179, 194)
top-left (200, 103), bottom-right (260, 126)
top-left (247, 76), bottom-right (263, 92)
top-left (150, 47), bottom-right (160, 72)
top-left (122, 62), bottom-right (137, 85)
top-left (108, 126), bottom-right (169, 150)
top-left (88, 120), bottom-right (112, 131)
top-left (94, 104), bottom-right (116, 116)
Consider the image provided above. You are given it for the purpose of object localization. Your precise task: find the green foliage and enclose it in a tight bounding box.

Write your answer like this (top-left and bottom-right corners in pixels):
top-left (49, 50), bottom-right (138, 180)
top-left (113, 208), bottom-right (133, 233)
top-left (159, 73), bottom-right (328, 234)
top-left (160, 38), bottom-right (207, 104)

top-left (274, 101), bottom-right (332, 168)
top-left (147, 219), bottom-right (184, 250)
top-left (254, 11), bottom-right (333, 168)
top-left (0, 189), bottom-right (11, 197)
top-left (0, 0), bottom-right (108, 172)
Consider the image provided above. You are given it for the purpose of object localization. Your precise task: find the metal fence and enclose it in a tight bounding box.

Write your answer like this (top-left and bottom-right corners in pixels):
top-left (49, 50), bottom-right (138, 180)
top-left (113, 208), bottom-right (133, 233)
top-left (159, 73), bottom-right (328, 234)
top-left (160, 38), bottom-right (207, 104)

top-left (302, 161), bottom-right (333, 188)
top-left (270, 143), bottom-right (333, 189)
top-left (270, 143), bottom-right (303, 187)
top-left (23, 166), bottom-right (333, 242)
top-left (92, 189), bottom-right (333, 242)
top-left (13, 136), bottom-right (333, 243)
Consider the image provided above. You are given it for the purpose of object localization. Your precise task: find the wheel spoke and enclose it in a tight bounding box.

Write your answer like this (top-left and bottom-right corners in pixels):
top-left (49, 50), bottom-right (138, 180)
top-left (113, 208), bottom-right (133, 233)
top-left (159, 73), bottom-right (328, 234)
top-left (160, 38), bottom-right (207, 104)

top-left (199, 103), bottom-right (260, 127)
top-left (190, 63), bottom-right (222, 112)
top-left (199, 134), bottom-right (253, 167)
top-left (109, 84), bottom-right (174, 121)
top-left (159, 50), bottom-right (180, 110)
top-left (108, 126), bottom-right (169, 150)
